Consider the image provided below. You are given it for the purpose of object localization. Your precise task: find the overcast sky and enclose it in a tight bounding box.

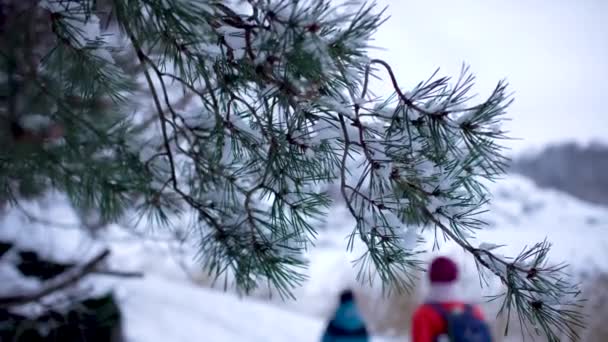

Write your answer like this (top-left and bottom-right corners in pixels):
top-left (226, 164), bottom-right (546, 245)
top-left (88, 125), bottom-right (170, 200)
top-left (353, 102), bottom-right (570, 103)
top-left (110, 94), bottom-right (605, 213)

top-left (370, 0), bottom-right (607, 154)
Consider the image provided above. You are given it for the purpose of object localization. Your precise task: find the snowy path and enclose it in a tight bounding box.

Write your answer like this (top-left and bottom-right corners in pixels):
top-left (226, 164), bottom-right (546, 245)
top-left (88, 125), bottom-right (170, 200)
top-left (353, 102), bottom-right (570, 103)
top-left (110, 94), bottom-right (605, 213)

top-left (118, 274), bottom-right (404, 342)
top-left (120, 274), bottom-right (323, 341)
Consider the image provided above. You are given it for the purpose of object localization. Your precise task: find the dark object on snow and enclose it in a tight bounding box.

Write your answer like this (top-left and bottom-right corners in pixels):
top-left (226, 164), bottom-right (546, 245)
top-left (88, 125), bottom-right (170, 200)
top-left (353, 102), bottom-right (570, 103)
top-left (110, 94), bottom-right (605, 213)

top-left (321, 290), bottom-right (369, 342)
top-left (0, 241), bottom-right (11, 258)
top-left (1, 240), bottom-right (72, 280)
top-left (0, 293), bottom-right (123, 342)
top-left (17, 250), bottom-right (71, 280)
top-left (0, 241), bottom-right (124, 341)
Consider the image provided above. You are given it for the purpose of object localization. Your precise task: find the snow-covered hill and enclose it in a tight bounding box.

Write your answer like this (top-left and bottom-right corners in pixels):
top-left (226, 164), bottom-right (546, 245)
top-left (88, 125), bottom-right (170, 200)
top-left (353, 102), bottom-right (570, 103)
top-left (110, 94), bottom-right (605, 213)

top-left (478, 174), bottom-right (608, 273)
top-left (1, 173), bottom-right (607, 341)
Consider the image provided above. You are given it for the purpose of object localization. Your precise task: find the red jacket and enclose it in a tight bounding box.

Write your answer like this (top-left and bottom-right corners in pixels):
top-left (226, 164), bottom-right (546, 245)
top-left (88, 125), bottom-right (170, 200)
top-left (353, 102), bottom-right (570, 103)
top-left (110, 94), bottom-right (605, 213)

top-left (411, 302), bottom-right (485, 342)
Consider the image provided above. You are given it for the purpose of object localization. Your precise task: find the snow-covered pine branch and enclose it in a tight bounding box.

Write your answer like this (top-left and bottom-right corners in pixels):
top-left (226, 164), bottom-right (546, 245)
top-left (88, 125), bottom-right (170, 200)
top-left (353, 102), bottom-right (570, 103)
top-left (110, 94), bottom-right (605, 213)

top-left (0, 0), bottom-right (584, 339)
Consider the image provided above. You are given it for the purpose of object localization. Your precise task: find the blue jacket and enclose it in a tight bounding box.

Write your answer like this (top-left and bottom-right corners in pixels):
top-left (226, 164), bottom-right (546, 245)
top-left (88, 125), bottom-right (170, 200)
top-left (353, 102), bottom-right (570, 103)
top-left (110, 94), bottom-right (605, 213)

top-left (321, 296), bottom-right (369, 342)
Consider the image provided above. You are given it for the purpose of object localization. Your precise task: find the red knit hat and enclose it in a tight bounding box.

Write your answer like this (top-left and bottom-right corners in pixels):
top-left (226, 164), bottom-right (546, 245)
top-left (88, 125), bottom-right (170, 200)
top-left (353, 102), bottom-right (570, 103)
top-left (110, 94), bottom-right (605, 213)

top-left (428, 256), bottom-right (458, 283)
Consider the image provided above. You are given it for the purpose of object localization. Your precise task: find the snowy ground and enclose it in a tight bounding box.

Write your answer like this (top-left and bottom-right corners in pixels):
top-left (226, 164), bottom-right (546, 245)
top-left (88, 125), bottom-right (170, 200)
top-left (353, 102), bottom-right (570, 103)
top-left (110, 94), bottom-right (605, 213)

top-left (2, 174), bottom-right (608, 341)
top-left (116, 272), bottom-right (404, 342)
top-left (119, 274), bottom-right (324, 342)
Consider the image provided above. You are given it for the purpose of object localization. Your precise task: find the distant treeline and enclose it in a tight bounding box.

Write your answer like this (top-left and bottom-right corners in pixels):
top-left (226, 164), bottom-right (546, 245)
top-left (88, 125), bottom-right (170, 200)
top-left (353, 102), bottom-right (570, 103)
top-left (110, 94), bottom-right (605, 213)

top-left (511, 142), bottom-right (608, 207)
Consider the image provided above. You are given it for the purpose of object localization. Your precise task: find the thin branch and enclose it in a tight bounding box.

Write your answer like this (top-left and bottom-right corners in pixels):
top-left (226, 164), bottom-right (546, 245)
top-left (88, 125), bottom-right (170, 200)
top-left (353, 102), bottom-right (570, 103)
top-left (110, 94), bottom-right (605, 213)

top-left (128, 31), bottom-right (178, 192)
top-left (364, 59), bottom-right (436, 116)
top-left (125, 26), bottom-right (223, 232)
top-left (93, 269), bottom-right (143, 278)
top-left (423, 207), bottom-right (527, 284)
top-left (337, 114), bottom-right (358, 220)
top-left (0, 249), bottom-right (111, 307)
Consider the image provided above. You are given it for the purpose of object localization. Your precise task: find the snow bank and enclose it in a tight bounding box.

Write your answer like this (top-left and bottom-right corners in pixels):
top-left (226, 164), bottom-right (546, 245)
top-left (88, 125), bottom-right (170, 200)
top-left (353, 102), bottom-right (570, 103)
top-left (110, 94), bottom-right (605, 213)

top-left (118, 274), bottom-right (325, 342)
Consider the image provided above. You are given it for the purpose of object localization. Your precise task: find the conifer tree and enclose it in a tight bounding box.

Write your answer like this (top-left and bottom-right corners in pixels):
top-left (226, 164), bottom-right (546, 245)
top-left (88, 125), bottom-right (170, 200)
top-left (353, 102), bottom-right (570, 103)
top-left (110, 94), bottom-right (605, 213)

top-left (0, 0), bottom-right (584, 339)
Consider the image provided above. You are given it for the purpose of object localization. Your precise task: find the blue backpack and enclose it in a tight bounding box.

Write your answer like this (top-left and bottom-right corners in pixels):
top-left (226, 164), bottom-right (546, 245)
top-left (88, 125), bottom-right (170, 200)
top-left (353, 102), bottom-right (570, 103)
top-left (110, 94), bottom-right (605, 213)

top-left (429, 303), bottom-right (492, 342)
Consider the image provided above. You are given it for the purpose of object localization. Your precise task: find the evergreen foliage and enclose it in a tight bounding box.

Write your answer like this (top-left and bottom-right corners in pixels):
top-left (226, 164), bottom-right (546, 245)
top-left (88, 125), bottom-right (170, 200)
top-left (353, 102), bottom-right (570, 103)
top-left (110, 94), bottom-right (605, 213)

top-left (0, 0), bottom-right (584, 339)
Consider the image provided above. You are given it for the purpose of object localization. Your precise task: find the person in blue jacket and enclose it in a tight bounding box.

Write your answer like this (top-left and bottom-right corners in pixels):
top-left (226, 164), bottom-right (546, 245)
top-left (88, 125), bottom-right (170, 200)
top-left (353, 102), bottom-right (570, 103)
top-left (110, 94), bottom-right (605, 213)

top-left (321, 289), bottom-right (369, 342)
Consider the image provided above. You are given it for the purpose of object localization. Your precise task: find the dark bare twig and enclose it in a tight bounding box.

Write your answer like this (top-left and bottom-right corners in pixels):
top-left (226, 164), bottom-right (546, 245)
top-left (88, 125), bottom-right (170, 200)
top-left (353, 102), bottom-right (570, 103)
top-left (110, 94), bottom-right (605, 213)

top-left (0, 249), bottom-right (111, 307)
top-left (93, 269), bottom-right (143, 278)
top-left (364, 59), bottom-right (436, 116)
top-left (124, 26), bottom-right (226, 235)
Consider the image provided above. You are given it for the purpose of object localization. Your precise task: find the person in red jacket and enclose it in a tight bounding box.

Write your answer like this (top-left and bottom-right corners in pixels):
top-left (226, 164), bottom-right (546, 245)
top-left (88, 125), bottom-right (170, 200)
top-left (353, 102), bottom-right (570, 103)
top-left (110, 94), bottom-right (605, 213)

top-left (411, 256), bottom-right (489, 342)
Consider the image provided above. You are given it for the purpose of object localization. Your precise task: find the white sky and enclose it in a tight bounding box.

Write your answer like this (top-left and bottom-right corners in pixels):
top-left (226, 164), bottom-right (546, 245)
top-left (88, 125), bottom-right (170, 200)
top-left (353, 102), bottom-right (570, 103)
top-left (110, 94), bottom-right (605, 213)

top-left (370, 0), bottom-right (608, 154)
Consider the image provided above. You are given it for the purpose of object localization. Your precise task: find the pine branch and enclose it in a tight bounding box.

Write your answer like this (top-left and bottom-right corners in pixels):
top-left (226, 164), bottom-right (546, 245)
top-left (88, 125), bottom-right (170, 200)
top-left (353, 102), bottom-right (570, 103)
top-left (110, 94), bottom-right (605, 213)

top-left (0, 0), bottom-right (584, 338)
top-left (363, 59), bottom-right (438, 116)
top-left (125, 24), bottom-right (224, 232)
top-left (423, 207), bottom-right (509, 281)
